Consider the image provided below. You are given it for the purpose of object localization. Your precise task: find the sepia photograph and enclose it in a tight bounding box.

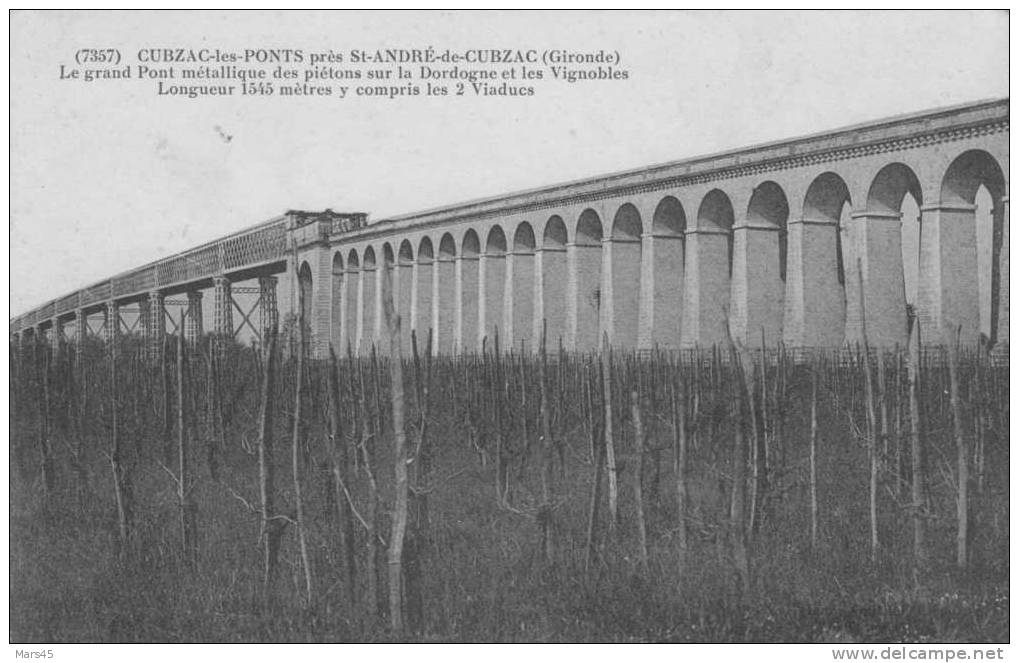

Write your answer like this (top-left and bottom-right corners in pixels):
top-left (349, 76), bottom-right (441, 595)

top-left (7, 9), bottom-right (1010, 655)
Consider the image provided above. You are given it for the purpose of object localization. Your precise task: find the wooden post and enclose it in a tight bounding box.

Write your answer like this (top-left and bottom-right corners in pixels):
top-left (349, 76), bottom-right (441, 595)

top-left (630, 389), bottom-right (649, 575)
top-left (292, 286), bottom-right (313, 604)
top-left (109, 328), bottom-right (131, 557)
top-left (381, 262), bottom-right (409, 634)
top-left (584, 356), bottom-right (605, 575)
top-left (357, 356), bottom-right (384, 621)
top-left (601, 332), bottom-right (618, 532)
top-left (945, 327), bottom-right (968, 569)
top-left (730, 372), bottom-right (750, 595)
top-left (809, 363), bottom-right (819, 550)
top-left (538, 321), bottom-right (555, 565)
top-left (858, 259), bottom-right (880, 562)
top-left (257, 328), bottom-right (281, 599)
top-left (671, 361), bottom-right (689, 573)
top-left (327, 348), bottom-right (357, 610)
top-left (907, 319), bottom-right (926, 563)
top-left (177, 314), bottom-right (197, 564)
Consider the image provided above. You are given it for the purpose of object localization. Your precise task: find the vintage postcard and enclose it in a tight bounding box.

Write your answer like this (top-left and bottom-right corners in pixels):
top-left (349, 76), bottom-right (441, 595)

top-left (7, 9), bottom-right (1010, 658)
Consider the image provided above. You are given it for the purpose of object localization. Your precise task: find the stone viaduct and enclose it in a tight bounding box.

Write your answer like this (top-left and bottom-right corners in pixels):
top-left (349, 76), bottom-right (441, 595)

top-left (10, 98), bottom-right (1009, 359)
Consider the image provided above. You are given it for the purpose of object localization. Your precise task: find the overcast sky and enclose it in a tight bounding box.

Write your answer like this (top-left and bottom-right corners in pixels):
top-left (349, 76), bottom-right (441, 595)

top-left (9, 10), bottom-right (1008, 317)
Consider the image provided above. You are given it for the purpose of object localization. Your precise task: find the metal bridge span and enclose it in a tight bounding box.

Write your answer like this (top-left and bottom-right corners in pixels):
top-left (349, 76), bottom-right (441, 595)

top-left (10, 98), bottom-right (1009, 358)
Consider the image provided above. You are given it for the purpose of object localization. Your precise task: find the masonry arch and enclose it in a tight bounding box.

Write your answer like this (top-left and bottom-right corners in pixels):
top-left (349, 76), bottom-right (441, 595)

top-left (804, 172), bottom-right (853, 221)
top-left (868, 164), bottom-right (922, 312)
top-left (439, 233), bottom-right (457, 258)
top-left (793, 172), bottom-right (852, 346)
top-left (514, 221), bottom-right (536, 249)
top-left (416, 237), bottom-right (433, 261)
top-left (576, 208), bottom-right (603, 245)
top-left (510, 222), bottom-right (537, 350)
top-left (854, 163), bottom-right (920, 346)
top-left (360, 246), bottom-right (378, 352)
top-left (543, 215), bottom-right (568, 248)
top-left (331, 251), bottom-right (345, 353)
top-left (460, 229), bottom-right (481, 352)
top-left (463, 228), bottom-right (481, 255)
top-left (416, 237), bottom-right (435, 344)
top-left (345, 249), bottom-right (360, 353)
top-left (698, 188), bottom-right (734, 270)
top-left (540, 215), bottom-right (569, 347)
top-left (804, 171), bottom-right (852, 290)
top-left (378, 243), bottom-right (396, 353)
top-left (648, 196), bottom-right (686, 347)
top-left (699, 190), bottom-right (734, 228)
top-left (394, 240), bottom-right (414, 353)
top-left (653, 196), bottom-right (685, 236)
top-left (574, 209), bottom-right (604, 349)
top-left (482, 226), bottom-right (508, 347)
top-left (486, 225), bottom-right (507, 253)
top-left (747, 181), bottom-right (789, 279)
top-left (681, 190), bottom-right (734, 347)
top-left (941, 149), bottom-right (1005, 206)
top-left (730, 181), bottom-right (789, 345)
top-left (436, 232), bottom-right (458, 353)
top-left (608, 203), bottom-right (643, 347)
top-left (940, 149), bottom-right (1007, 344)
top-left (399, 240), bottom-right (414, 264)
top-left (297, 261), bottom-right (314, 348)
top-left (611, 203), bottom-right (642, 239)
top-left (868, 162), bottom-right (924, 214)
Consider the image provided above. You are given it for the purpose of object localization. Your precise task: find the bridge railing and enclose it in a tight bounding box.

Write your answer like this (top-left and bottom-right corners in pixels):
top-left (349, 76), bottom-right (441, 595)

top-left (12, 311), bottom-right (34, 329)
top-left (82, 282), bottom-right (114, 308)
top-left (157, 244), bottom-right (222, 288)
top-left (55, 292), bottom-right (80, 316)
top-left (113, 265), bottom-right (157, 299)
top-left (222, 220), bottom-right (288, 270)
top-left (329, 213), bottom-right (368, 235)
